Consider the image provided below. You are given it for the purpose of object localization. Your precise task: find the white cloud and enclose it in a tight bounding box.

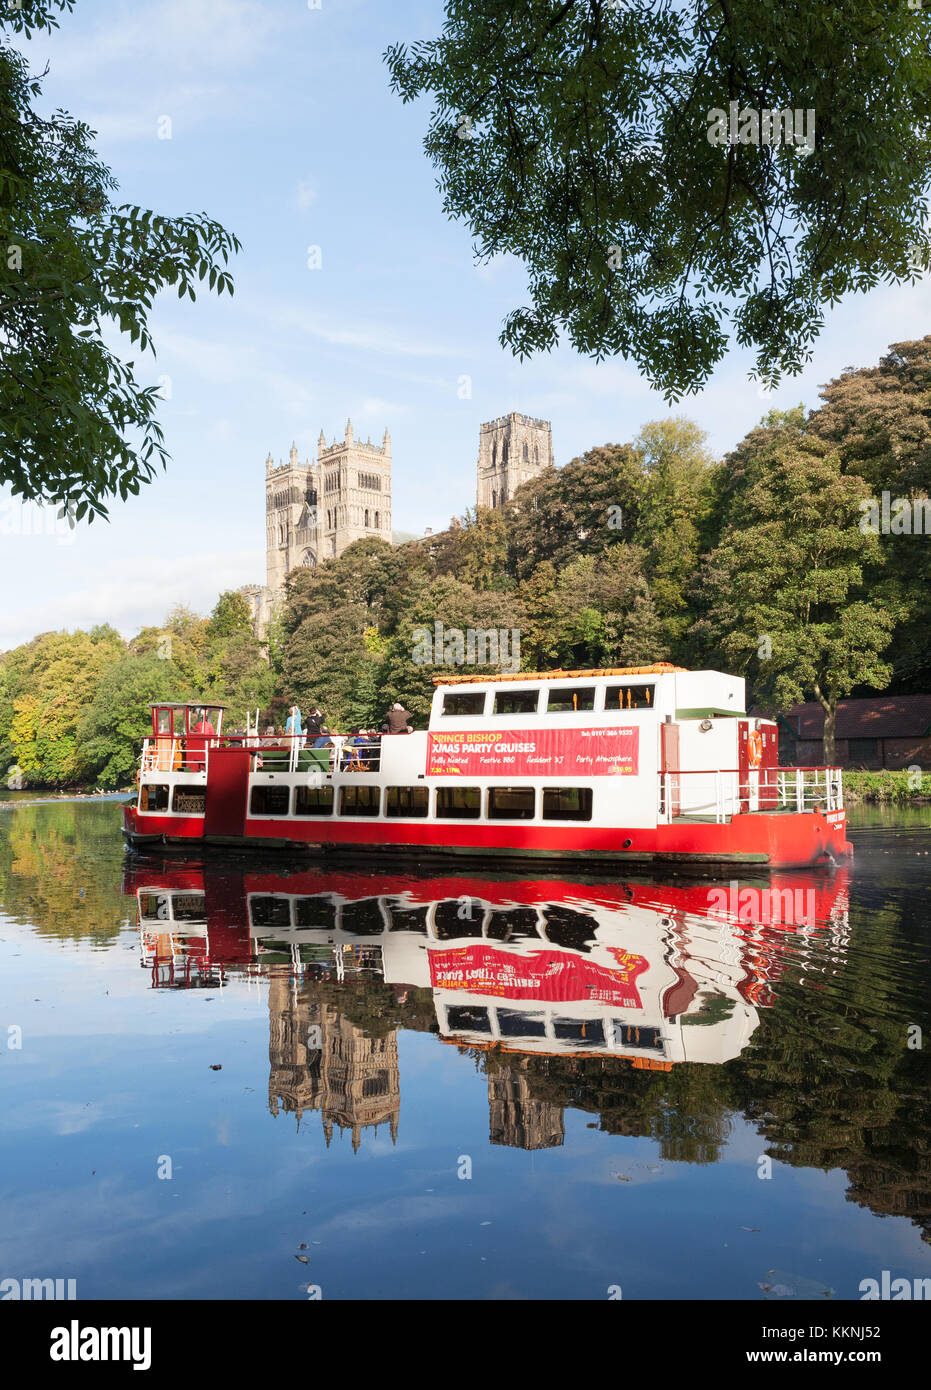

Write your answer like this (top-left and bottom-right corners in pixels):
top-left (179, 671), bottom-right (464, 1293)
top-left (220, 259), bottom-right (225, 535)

top-left (0, 550), bottom-right (264, 648)
top-left (296, 180), bottom-right (318, 210)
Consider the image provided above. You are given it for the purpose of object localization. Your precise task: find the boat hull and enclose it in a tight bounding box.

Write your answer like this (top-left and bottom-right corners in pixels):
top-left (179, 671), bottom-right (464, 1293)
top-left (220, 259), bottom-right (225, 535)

top-left (121, 803), bottom-right (852, 870)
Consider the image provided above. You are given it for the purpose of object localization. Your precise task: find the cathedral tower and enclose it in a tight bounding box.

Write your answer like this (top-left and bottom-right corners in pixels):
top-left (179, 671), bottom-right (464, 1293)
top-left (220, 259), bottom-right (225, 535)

top-left (255, 421), bottom-right (392, 634)
top-left (476, 412), bottom-right (553, 510)
top-left (316, 419), bottom-right (392, 560)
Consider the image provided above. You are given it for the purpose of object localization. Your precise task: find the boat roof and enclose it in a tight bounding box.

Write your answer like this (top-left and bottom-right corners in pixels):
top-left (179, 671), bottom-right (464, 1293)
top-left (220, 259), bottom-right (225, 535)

top-left (432, 663), bottom-right (684, 687)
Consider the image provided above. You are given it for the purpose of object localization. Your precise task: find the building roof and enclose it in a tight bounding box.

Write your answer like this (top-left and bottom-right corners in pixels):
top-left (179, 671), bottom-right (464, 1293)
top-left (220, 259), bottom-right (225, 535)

top-left (775, 695), bottom-right (931, 740)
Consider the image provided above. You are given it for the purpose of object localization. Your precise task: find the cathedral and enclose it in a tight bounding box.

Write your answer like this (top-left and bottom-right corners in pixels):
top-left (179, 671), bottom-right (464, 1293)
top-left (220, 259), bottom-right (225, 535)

top-left (245, 419), bottom-right (392, 632)
top-left (476, 412), bottom-right (554, 510)
top-left (245, 411), bottom-right (553, 634)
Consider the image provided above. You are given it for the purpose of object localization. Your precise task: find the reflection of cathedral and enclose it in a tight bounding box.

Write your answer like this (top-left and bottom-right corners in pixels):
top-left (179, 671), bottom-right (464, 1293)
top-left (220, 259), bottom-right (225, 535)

top-left (488, 1059), bottom-right (564, 1150)
top-left (267, 977), bottom-right (400, 1152)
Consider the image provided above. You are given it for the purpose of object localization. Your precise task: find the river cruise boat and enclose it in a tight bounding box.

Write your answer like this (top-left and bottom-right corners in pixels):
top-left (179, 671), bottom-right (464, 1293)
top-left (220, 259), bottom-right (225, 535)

top-left (121, 664), bottom-right (852, 869)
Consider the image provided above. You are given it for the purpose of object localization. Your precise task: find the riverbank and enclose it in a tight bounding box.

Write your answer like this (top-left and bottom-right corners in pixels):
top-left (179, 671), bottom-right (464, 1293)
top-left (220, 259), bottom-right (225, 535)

top-left (842, 769), bottom-right (931, 804)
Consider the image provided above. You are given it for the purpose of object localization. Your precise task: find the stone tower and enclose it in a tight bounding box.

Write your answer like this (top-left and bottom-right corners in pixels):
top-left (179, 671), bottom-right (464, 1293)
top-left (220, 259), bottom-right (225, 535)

top-left (316, 419), bottom-right (392, 560)
top-left (254, 421), bottom-right (392, 634)
top-left (476, 412), bottom-right (553, 510)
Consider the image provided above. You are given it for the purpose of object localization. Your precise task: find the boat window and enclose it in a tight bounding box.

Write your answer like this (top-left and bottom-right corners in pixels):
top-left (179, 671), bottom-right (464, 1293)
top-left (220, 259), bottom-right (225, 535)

top-left (171, 894), bottom-right (206, 922)
top-left (553, 1017), bottom-right (604, 1045)
top-left (492, 688), bottom-right (540, 716)
top-left (156, 708), bottom-right (172, 735)
top-left (445, 1005), bottom-right (492, 1035)
top-left (250, 896), bottom-right (293, 928)
top-left (338, 785), bottom-right (381, 817)
top-left (140, 783), bottom-right (169, 812)
top-left (614, 1023), bottom-right (663, 1052)
top-left (433, 899), bottom-right (483, 937)
top-left (385, 786), bottom-right (430, 818)
top-left (340, 899), bottom-right (386, 934)
top-left (486, 908), bottom-right (539, 939)
top-left (487, 786), bottom-right (536, 820)
top-left (294, 896), bottom-right (337, 929)
top-left (542, 787), bottom-right (593, 821)
top-left (294, 785), bottom-right (334, 816)
top-left (250, 785), bottom-right (291, 816)
top-left (542, 904), bottom-right (598, 951)
top-left (435, 786), bottom-right (481, 819)
top-left (441, 691), bottom-right (486, 717)
top-left (172, 785), bottom-right (206, 814)
top-left (605, 682), bottom-right (655, 711)
top-left (546, 686), bottom-right (596, 713)
top-left (385, 898), bottom-right (428, 932)
top-left (497, 1009), bottom-right (547, 1039)
top-left (138, 891), bottom-right (169, 920)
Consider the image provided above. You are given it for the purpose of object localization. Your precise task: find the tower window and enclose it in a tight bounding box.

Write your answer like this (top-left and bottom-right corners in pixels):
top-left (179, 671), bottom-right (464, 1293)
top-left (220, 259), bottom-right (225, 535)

top-left (522, 443), bottom-right (528, 461)
top-left (364, 509), bottom-right (370, 527)
top-left (374, 511), bottom-right (380, 528)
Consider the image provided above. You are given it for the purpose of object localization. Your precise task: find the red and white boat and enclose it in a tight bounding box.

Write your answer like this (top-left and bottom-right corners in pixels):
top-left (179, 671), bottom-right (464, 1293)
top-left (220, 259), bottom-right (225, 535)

top-left (121, 664), bottom-right (853, 869)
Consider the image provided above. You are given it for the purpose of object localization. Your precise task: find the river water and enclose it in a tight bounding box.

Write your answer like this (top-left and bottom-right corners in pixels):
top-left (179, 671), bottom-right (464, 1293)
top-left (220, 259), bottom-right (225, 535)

top-left (1, 795), bottom-right (929, 1300)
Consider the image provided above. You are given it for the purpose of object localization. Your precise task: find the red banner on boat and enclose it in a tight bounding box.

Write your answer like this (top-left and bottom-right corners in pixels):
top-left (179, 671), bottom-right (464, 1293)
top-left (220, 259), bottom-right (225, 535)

top-left (426, 726), bottom-right (639, 777)
top-left (429, 943), bottom-right (648, 1008)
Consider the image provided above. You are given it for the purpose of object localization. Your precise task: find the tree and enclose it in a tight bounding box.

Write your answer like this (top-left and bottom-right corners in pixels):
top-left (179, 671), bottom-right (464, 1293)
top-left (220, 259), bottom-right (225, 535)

top-left (77, 655), bottom-right (180, 789)
top-left (693, 434), bottom-right (899, 762)
top-left (386, 2), bottom-right (931, 396)
top-left (1, 1), bottom-right (240, 519)
top-left (632, 418), bottom-right (720, 655)
top-left (505, 443), bottom-right (643, 580)
top-left (0, 625), bottom-right (125, 785)
top-left (377, 574), bottom-right (526, 723)
top-left (281, 604), bottom-right (383, 730)
top-left (522, 547), bottom-right (668, 670)
top-left (209, 591), bottom-right (254, 640)
top-left (810, 338), bottom-right (931, 689)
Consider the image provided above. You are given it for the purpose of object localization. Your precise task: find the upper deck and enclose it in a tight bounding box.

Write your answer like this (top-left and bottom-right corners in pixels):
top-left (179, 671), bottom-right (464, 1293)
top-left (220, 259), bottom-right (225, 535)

top-left (428, 664), bottom-right (746, 727)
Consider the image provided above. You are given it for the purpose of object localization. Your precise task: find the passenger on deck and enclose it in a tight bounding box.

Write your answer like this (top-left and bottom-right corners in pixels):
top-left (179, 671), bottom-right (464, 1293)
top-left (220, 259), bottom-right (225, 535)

top-left (307, 725), bottom-right (334, 774)
top-left (305, 707), bottom-right (323, 738)
top-left (343, 728), bottom-right (371, 771)
top-left (385, 702), bottom-right (412, 734)
top-left (285, 705), bottom-right (303, 748)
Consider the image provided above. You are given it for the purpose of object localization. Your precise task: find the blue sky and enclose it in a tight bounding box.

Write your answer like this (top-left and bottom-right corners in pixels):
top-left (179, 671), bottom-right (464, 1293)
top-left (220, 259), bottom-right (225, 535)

top-left (2, 0), bottom-right (930, 649)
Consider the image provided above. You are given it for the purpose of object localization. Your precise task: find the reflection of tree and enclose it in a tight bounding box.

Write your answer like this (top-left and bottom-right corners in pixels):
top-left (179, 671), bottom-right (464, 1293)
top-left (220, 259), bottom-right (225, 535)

top-left (0, 801), bottom-right (125, 943)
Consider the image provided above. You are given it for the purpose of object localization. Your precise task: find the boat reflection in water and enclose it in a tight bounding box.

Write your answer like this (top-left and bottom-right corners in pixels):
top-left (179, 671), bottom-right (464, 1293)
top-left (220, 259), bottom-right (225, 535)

top-left (126, 862), bottom-right (850, 1152)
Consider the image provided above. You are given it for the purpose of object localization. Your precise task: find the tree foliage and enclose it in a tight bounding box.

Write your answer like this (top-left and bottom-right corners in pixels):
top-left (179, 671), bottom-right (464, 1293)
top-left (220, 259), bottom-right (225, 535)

top-left (386, 1), bottom-right (931, 396)
top-left (0, 1), bottom-right (239, 519)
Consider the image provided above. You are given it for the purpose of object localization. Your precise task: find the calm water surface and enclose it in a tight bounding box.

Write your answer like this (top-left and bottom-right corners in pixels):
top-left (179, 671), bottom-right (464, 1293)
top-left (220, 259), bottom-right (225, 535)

top-left (1, 795), bottom-right (929, 1300)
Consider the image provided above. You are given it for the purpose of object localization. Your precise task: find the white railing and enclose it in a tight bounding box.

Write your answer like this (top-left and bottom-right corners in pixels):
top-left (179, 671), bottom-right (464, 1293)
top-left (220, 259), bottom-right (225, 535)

top-left (658, 767), bottom-right (844, 824)
top-left (139, 733), bottom-right (383, 777)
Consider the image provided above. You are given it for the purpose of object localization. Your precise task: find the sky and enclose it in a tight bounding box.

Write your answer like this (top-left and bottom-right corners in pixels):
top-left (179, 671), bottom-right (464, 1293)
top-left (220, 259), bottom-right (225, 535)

top-left (2, 0), bottom-right (930, 650)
